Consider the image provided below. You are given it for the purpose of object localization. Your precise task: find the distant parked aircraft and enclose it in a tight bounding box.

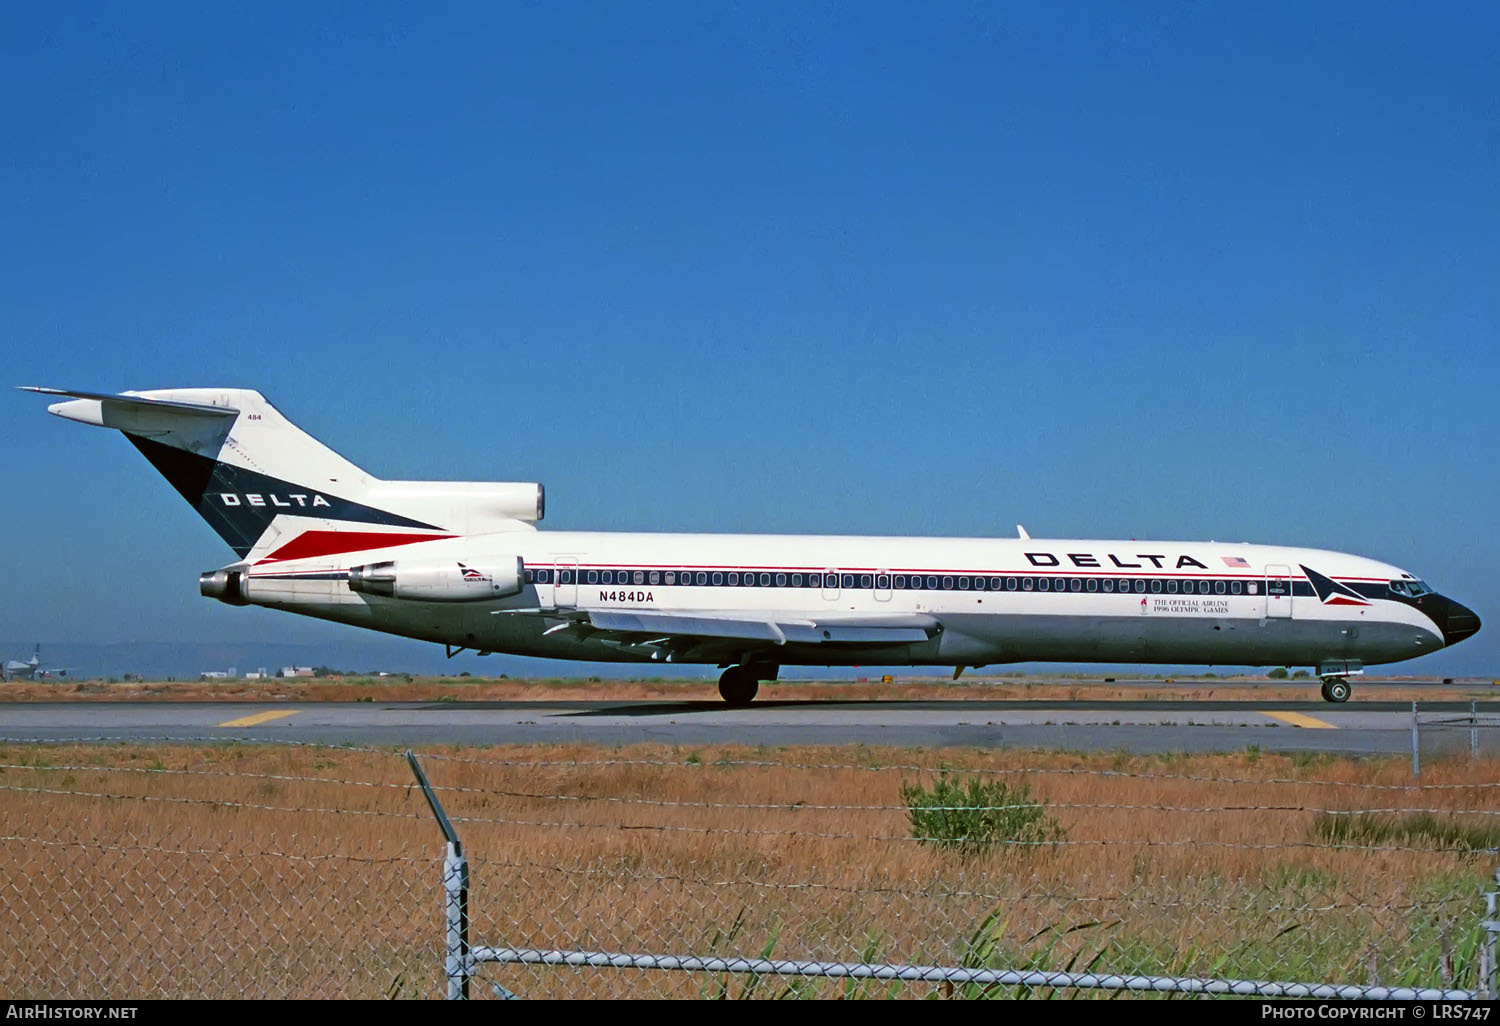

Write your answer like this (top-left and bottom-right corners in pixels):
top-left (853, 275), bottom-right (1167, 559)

top-left (1, 645), bottom-right (71, 681)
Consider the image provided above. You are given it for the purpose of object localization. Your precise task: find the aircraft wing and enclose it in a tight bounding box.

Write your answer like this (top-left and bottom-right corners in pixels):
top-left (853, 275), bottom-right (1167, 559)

top-left (494, 608), bottom-right (939, 663)
top-left (584, 609), bottom-right (938, 645)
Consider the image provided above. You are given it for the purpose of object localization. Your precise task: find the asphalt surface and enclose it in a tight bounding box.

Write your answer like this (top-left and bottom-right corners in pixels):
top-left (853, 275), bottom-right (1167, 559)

top-left (3, 696), bottom-right (1498, 755)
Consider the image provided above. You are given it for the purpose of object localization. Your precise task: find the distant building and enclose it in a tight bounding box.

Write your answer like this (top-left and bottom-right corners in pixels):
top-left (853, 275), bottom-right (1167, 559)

top-left (199, 671), bottom-right (229, 680)
top-left (279, 666), bottom-right (315, 678)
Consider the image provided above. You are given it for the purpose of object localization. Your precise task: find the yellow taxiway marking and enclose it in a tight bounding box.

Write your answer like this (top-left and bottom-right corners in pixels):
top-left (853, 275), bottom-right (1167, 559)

top-left (1264, 710), bottom-right (1337, 729)
top-left (218, 709), bottom-right (301, 728)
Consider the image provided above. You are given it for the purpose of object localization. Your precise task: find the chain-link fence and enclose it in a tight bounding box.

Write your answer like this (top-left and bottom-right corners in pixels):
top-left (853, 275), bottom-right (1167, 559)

top-left (1, 738), bottom-right (1496, 999)
top-left (1414, 701), bottom-right (1500, 776)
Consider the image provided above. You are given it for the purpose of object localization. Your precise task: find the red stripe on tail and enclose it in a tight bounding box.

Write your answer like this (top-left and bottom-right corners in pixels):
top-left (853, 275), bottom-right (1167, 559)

top-left (257, 530), bottom-right (455, 563)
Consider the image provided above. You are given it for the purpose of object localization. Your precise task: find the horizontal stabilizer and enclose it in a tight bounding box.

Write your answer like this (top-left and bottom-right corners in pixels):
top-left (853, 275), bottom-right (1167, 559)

top-left (19, 386), bottom-right (239, 421)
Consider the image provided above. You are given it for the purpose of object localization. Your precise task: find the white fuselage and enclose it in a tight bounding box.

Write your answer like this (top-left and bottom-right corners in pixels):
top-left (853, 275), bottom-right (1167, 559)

top-left (241, 531), bottom-right (1449, 670)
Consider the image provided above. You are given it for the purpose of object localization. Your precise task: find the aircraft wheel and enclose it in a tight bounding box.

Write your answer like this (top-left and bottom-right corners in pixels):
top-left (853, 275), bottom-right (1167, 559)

top-left (1320, 677), bottom-right (1351, 703)
top-left (718, 667), bottom-right (760, 706)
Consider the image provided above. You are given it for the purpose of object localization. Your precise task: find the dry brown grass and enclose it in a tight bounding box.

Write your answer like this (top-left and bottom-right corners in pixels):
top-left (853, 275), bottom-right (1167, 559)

top-left (1, 740), bottom-right (1495, 999)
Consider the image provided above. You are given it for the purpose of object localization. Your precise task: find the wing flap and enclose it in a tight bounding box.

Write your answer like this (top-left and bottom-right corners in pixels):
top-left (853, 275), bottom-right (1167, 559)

top-left (584, 609), bottom-right (936, 646)
top-left (587, 610), bottom-right (789, 643)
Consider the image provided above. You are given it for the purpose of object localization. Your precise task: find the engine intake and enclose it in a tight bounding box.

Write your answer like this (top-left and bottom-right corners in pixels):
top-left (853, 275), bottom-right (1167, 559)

top-left (348, 556), bottom-right (524, 602)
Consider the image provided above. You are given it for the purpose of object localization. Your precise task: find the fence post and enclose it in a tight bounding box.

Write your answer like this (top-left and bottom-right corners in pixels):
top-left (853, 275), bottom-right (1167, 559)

top-left (1411, 701), bottom-right (1419, 779)
top-left (444, 841), bottom-right (471, 1000)
top-left (1482, 869), bottom-right (1500, 1000)
top-left (1471, 700), bottom-right (1479, 761)
top-left (407, 750), bottom-right (471, 999)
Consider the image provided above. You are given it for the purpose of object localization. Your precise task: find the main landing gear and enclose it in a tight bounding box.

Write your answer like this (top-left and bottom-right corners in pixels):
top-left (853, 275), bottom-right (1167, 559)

top-left (1320, 677), bottom-right (1352, 704)
top-left (718, 665), bottom-right (777, 706)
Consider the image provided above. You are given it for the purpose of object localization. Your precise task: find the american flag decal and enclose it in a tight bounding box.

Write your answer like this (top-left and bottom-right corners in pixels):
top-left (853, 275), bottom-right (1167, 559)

top-left (1221, 556), bottom-right (1251, 568)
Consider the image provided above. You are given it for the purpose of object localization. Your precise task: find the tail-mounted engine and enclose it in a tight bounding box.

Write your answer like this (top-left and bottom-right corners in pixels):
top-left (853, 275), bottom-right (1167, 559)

top-left (200, 567), bottom-right (250, 606)
top-left (347, 556), bottom-right (525, 602)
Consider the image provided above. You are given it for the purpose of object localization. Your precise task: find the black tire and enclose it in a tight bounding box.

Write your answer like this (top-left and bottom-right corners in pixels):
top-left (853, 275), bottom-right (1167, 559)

top-left (1322, 678), bottom-right (1350, 703)
top-left (718, 667), bottom-right (759, 706)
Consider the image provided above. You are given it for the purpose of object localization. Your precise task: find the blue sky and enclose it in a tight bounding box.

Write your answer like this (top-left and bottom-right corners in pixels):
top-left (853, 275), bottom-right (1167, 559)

top-left (2, 2), bottom-right (1496, 675)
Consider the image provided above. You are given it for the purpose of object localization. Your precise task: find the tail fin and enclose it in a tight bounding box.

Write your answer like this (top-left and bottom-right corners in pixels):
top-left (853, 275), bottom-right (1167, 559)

top-left (23, 387), bottom-right (543, 561)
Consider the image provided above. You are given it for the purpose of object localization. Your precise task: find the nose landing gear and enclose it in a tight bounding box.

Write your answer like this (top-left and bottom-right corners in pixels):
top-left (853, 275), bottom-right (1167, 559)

top-left (1319, 677), bottom-right (1351, 703)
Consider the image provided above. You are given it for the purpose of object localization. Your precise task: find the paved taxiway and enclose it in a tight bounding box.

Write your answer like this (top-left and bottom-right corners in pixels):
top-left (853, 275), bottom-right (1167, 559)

top-left (4, 697), bottom-right (1497, 755)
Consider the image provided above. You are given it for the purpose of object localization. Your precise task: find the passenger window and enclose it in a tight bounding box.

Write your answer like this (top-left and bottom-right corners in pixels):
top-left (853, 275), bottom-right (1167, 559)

top-left (1231, 581), bottom-right (1242, 595)
top-left (926, 576), bottom-right (939, 590)
top-left (876, 574), bottom-right (890, 589)
top-left (744, 574), bottom-right (757, 586)
top-left (860, 574), bottom-right (872, 588)
top-left (1134, 580), bottom-right (1146, 593)
top-left (710, 572), bottom-right (721, 585)
top-left (1022, 577), bottom-right (1034, 591)
top-left (1215, 581), bottom-right (1226, 594)
top-left (958, 576), bottom-right (970, 591)
top-left (1038, 578), bottom-right (1050, 591)
top-left (663, 572), bottom-right (675, 585)
top-left (1102, 579), bottom-right (1113, 592)
top-left (524, 569), bottom-right (534, 584)
top-left (727, 572), bottom-right (739, 585)
top-left (1247, 582), bottom-right (1258, 594)
top-left (696, 572), bottom-right (708, 586)
top-left (1086, 578), bottom-right (1097, 592)
top-left (791, 573), bottom-right (802, 587)
top-left (842, 574), bottom-right (855, 589)
top-left (643, 572), bottom-right (655, 585)
top-left (1071, 578), bottom-right (1082, 592)
top-left (538, 570), bottom-right (551, 584)
top-left (1007, 577), bottom-right (1018, 591)
top-left (1167, 580), bottom-right (1177, 593)
top-left (776, 573), bottom-right (787, 587)
top-left (1150, 579), bottom-right (1161, 593)
top-left (894, 575), bottom-right (906, 589)
top-left (759, 573), bottom-right (771, 586)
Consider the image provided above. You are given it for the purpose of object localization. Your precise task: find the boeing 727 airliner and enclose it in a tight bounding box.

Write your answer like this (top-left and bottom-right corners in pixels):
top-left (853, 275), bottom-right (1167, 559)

top-left (24, 387), bottom-right (1480, 704)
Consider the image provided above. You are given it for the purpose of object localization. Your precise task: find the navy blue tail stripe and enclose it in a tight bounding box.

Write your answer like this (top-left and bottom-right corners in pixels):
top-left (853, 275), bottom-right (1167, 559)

top-left (127, 435), bottom-right (440, 558)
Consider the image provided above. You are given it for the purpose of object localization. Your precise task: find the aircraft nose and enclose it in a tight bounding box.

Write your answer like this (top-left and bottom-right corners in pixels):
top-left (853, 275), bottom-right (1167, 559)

top-left (1440, 597), bottom-right (1481, 647)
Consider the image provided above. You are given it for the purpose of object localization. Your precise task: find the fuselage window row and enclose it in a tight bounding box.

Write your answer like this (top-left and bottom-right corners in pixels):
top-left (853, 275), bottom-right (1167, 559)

top-left (520, 568), bottom-right (1281, 597)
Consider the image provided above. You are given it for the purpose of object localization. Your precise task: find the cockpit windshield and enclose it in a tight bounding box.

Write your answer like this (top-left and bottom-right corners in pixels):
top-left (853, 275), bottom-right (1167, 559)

top-left (1389, 579), bottom-right (1432, 598)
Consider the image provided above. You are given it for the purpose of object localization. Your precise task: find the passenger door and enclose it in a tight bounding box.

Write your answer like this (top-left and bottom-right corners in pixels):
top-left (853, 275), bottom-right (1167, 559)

top-left (1265, 565), bottom-right (1292, 618)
